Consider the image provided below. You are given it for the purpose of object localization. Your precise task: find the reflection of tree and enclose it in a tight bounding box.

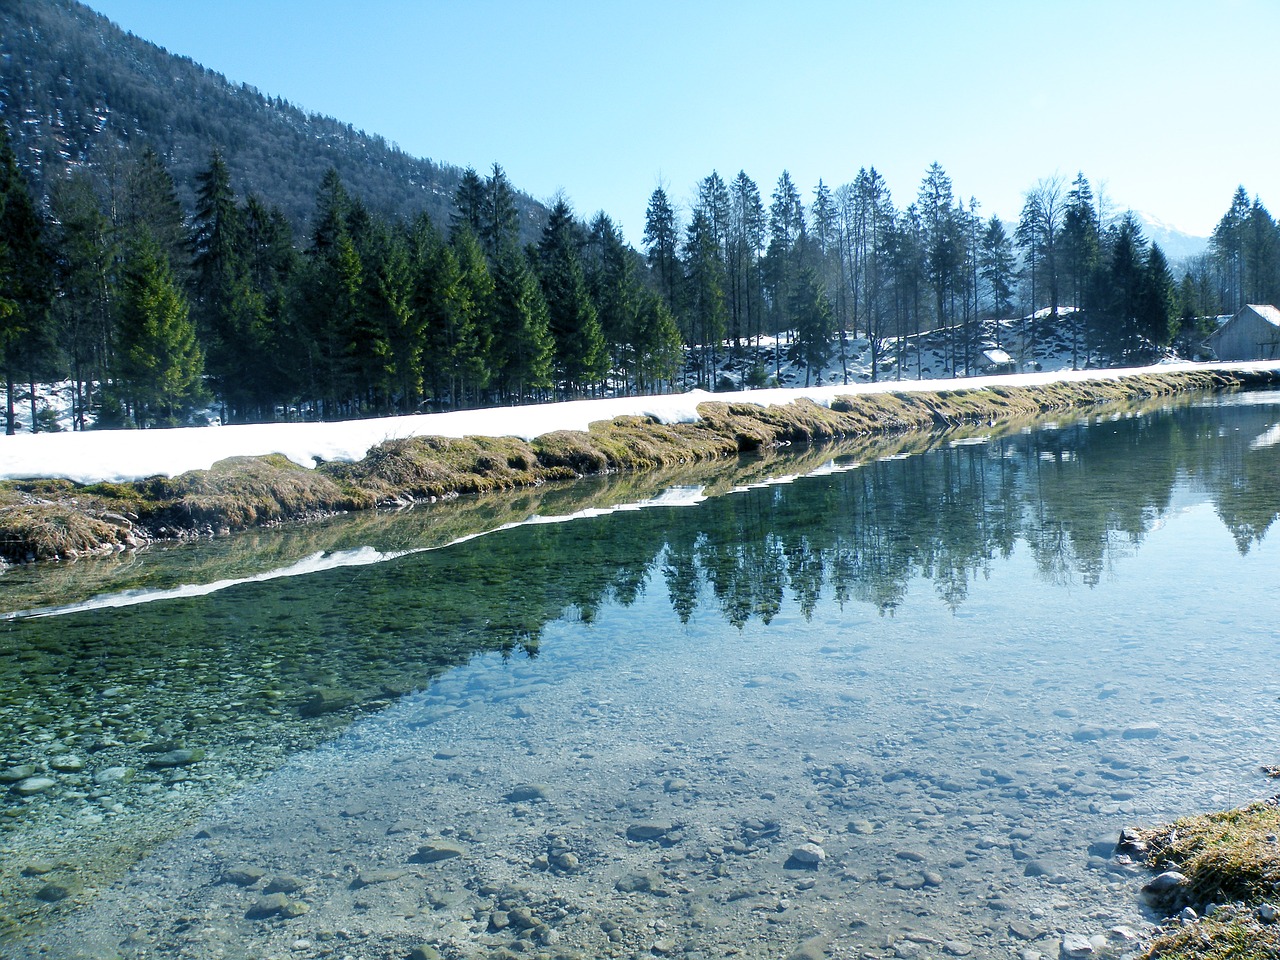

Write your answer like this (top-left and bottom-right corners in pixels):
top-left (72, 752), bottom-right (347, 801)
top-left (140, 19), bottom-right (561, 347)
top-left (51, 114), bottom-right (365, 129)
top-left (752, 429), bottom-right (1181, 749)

top-left (1209, 436), bottom-right (1280, 554)
top-left (651, 397), bottom-right (1280, 624)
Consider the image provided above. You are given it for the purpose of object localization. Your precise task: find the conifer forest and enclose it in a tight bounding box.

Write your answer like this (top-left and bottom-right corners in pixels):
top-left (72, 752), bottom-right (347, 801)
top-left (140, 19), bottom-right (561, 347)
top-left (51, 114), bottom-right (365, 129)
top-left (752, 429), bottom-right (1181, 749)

top-left (2, 1), bottom-right (1279, 433)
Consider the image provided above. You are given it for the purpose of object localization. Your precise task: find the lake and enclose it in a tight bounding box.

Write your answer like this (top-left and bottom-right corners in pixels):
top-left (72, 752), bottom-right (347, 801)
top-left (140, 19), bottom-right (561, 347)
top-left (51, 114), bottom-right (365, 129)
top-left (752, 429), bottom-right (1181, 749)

top-left (3, 390), bottom-right (1280, 960)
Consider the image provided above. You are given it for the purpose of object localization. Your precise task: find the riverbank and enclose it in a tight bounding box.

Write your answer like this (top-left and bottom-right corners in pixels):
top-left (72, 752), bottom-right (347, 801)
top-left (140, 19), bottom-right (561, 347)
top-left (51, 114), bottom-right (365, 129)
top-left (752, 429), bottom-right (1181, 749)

top-left (3, 365), bottom-right (1277, 566)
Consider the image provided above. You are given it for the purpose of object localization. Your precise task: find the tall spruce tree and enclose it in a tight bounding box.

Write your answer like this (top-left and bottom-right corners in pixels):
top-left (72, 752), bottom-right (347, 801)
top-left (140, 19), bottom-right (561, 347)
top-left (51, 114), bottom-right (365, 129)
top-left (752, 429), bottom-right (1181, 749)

top-left (643, 187), bottom-right (680, 313)
top-left (113, 232), bottom-right (205, 426)
top-left (683, 207), bottom-right (728, 387)
top-left (451, 166), bottom-right (486, 239)
top-left (480, 163), bottom-right (520, 259)
top-left (0, 121), bottom-right (56, 434)
top-left (536, 199), bottom-right (605, 395)
top-left (790, 265), bottom-right (833, 385)
top-left (190, 149), bottom-right (253, 419)
top-left (729, 171), bottom-right (765, 353)
top-left (50, 170), bottom-right (117, 428)
top-left (491, 242), bottom-right (554, 401)
top-left (121, 147), bottom-right (188, 276)
top-left (451, 227), bottom-right (496, 405)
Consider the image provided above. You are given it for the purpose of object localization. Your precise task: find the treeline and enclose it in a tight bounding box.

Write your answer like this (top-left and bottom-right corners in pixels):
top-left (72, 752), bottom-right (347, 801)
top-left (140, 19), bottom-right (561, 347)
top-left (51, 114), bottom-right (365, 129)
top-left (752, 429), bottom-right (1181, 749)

top-left (0, 122), bottom-right (684, 430)
top-left (644, 166), bottom-right (1279, 387)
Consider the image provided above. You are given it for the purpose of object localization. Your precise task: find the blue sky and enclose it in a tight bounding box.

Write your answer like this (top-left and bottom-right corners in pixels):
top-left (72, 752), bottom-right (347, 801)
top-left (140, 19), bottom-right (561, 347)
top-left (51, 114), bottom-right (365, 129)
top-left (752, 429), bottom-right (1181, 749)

top-left (87, 0), bottom-right (1279, 245)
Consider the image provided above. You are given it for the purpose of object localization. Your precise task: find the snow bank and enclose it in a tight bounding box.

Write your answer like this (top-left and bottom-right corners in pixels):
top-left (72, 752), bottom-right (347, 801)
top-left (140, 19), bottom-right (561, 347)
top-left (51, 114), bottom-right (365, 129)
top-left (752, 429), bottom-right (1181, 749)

top-left (0, 362), bottom-right (1273, 485)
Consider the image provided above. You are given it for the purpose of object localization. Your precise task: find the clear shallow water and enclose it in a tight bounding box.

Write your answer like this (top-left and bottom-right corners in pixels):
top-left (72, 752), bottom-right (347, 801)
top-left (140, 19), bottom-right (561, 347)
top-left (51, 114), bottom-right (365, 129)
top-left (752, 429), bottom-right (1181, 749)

top-left (4, 392), bottom-right (1280, 959)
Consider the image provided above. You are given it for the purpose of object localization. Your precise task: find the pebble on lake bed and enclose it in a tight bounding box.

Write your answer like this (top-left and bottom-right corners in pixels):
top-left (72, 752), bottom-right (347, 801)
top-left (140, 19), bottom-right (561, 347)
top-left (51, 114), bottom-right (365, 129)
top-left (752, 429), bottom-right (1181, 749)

top-left (13, 776), bottom-right (57, 796)
top-left (788, 843), bottom-right (826, 866)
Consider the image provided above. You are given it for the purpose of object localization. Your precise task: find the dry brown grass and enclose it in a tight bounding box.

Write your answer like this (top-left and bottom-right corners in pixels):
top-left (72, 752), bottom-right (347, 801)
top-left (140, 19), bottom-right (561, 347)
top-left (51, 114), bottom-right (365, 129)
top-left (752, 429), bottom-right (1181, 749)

top-left (1139, 804), bottom-right (1280, 908)
top-left (0, 503), bottom-right (133, 561)
top-left (1135, 803), bottom-right (1280, 959)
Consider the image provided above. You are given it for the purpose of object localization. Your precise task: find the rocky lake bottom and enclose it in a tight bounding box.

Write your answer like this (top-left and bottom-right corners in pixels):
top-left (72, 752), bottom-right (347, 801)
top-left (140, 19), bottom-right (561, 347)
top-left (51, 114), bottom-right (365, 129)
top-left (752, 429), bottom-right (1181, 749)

top-left (9, 536), bottom-right (1279, 960)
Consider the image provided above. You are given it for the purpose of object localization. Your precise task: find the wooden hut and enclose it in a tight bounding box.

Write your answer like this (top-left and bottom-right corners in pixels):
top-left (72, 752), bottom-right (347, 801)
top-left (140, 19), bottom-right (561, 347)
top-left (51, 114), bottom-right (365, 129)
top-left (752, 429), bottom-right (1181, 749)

top-left (1207, 304), bottom-right (1280, 360)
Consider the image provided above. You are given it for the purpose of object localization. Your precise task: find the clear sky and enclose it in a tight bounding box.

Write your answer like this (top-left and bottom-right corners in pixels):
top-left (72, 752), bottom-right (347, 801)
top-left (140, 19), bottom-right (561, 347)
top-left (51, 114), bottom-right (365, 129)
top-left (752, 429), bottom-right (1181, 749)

top-left (85, 0), bottom-right (1278, 245)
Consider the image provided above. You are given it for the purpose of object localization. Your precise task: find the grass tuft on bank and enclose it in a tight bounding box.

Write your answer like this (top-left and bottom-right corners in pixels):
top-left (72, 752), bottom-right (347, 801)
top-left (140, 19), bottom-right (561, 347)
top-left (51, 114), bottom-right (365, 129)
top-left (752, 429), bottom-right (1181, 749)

top-left (1135, 803), bottom-right (1280, 959)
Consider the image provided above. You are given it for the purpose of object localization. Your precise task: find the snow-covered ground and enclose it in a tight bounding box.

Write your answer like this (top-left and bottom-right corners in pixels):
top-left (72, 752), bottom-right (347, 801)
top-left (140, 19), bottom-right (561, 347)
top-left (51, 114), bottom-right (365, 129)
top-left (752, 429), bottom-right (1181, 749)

top-left (2, 358), bottom-right (1275, 485)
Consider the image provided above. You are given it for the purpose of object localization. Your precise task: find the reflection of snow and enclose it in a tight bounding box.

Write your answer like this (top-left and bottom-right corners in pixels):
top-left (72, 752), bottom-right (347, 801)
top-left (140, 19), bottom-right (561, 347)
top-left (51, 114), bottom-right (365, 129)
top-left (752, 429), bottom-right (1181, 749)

top-left (1250, 423), bottom-right (1280, 450)
top-left (1, 484), bottom-right (722, 621)
top-left (4, 361), bottom-right (1278, 485)
top-left (3, 546), bottom-right (413, 621)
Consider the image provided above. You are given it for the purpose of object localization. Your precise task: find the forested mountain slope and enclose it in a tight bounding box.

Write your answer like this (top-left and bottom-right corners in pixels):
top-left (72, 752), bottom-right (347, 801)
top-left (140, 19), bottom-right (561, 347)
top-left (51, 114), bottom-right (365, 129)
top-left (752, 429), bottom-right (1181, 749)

top-left (0, 0), bottom-right (547, 236)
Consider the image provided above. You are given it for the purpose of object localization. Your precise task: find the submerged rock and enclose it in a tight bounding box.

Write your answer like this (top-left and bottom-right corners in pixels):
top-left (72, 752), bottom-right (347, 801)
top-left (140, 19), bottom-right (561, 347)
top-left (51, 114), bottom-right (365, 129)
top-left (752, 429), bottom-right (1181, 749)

top-left (352, 868), bottom-right (405, 887)
top-left (35, 881), bottom-right (79, 903)
top-left (504, 784), bottom-right (549, 802)
top-left (1142, 870), bottom-right (1189, 908)
top-left (626, 821), bottom-right (672, 841)
top-left (222, 865), bottom-right (266, 887)
top-left (146, 748), bottom-right (204, 768)
top-left (788, 843), bottom-right (826, 866)
top-left (1122, 724), bottom-right (1161, 739)
top-left (615, 872), bottom-right (655, 893)
top-left (246, 892), bottom-right (308, 919)
top-left (412, 841), bottom-right (464, 863)
top-left (13, 776), bottom-right (57, 796)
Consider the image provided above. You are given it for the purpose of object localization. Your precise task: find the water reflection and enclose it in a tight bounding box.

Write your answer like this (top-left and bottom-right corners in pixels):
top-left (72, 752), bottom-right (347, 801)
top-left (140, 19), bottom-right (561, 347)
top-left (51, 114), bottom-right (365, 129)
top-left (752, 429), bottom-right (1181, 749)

top-left (3, 391), bottom-right (1280, 945)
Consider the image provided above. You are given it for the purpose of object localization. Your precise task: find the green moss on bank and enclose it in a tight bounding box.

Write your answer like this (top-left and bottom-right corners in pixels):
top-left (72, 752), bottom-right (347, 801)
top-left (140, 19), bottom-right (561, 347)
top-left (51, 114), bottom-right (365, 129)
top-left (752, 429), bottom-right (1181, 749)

top-left (1135, 804), bottom-right (1280, 959)
top-left (1, 368), bottom-right (1274, 565)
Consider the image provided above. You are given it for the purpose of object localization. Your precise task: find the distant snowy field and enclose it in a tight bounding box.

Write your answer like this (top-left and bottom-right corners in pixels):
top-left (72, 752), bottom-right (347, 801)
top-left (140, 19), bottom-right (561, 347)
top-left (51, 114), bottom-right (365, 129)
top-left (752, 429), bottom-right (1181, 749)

top-left (2, 359), bottom-right (1273, 485)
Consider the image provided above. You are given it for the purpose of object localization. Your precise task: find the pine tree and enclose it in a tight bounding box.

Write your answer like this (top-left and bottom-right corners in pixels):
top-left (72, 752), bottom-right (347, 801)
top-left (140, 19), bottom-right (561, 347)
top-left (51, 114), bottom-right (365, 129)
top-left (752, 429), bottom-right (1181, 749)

top-left (632, 288), bottom-right (683, 394)
top-left (451, 166), bottom-right (485, 239)
top-left (766, 171), bottom-right (805, 380)
top-left (979, 216), bottom-right (1015, 318)
top-left (1211, 187), bottom-right (1250, 312)
top-left (790, 265), bottom-right (833, 385)
top-left (190, 149), bottom-right (251, 418)
top-left (413, 217), bottom-right (466, 406)
top-left (1060, 174), bottom-right (1100, 367)
top-left (0, 120), bottom-right (56, 434)
top-left (113, 232), bottom-right (206, 426)
top-left (296, 170), bottom-right (363, 415)
top-left (50, 170), bottom-right (117, 428)
top-left (643, 187), bottom-right (680, 313)
top-left (585, 213), bottom-right (642, 393)
top-left (480, 163), bottom-right (520, 259)
top-left (683, 207), bottom-right (728, 387)
top-left (120, 146), bottom-right (188, 276)
top-left (451, 227), bottom-right (495, 405)
top-left (1137, 243), bottom-right (1175, 351)
top-left (536, 199), bottom-right (605, 395)
top-left (371, 223), bottom-right (423, 412)
top-left (309, 167), bottom-right (350, 259)
top-left (1243, 197), bottom-right (1280, 306)
top-left (242, 194), bottom-right (297, 419)
top-left (1101, 213), bottom-right (1148, 360)
top-left (729, 171), bottom-right (765, 352)
top-left (919, 163), bottom-right (960, 371)
top-left (849, 167), bottom-right (897, 380)
top-left (491, 243), bottom-right (554, 401)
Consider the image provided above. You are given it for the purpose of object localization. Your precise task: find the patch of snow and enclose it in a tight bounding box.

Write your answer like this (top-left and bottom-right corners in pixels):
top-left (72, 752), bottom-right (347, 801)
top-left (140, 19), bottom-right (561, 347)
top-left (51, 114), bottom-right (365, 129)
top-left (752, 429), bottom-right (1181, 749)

top-left (3, 362), bottom-right (1279, 485)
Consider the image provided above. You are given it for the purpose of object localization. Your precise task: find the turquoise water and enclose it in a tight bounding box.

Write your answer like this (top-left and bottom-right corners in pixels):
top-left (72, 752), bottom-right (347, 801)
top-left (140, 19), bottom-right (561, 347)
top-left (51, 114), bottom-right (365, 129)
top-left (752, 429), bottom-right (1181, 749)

top-left (4, 392), bottom-right (1280, 959)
